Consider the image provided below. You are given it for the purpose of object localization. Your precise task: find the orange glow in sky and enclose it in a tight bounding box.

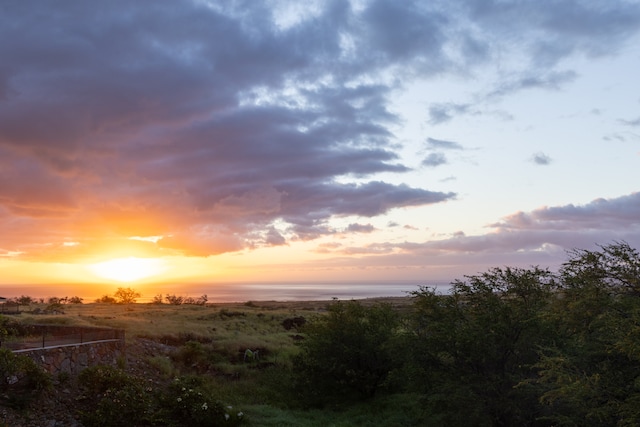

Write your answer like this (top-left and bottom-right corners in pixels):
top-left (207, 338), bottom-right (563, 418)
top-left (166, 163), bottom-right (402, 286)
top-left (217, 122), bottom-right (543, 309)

top-left (88, 257), bottom-right (166, 282)
top-left (2, 2), bottom-right (640, 302)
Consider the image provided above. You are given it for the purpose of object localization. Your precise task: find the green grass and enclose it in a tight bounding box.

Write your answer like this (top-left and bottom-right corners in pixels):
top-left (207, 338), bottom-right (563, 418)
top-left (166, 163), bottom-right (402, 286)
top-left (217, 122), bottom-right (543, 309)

top-left (243, 394), bottom-right (425, 427)
top-left (10, 298), bottom-right (417, 426)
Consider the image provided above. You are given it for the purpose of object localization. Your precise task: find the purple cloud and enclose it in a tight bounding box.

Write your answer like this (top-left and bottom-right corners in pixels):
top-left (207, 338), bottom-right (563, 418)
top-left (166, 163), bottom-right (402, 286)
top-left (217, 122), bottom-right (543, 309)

top-left (1, 0), bottom-right (639, 261)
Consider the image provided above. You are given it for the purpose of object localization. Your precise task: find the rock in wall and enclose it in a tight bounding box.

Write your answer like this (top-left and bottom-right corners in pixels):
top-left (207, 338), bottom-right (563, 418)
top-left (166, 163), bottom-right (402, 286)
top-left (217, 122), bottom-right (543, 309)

top-left (18, 340), bottom-right (125, 375)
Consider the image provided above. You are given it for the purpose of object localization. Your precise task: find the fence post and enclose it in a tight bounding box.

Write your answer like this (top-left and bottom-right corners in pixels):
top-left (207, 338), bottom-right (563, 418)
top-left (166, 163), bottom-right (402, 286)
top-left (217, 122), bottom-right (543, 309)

top-left (80, 331), bottom-right (83, 344)
top-left (42, 333), bottom-right (45, 348)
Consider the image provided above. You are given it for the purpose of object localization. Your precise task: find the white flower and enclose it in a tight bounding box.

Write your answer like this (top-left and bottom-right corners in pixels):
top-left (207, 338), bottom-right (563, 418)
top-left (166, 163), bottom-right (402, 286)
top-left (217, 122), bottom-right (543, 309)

top-left (202, 402), bottom-right (208, 410)
top-left (177, 397), bottom-right (182, 402)
top-left (237, 411), bottom-right (244, 418)
top-left (224, 413), bottom-right (230, 421)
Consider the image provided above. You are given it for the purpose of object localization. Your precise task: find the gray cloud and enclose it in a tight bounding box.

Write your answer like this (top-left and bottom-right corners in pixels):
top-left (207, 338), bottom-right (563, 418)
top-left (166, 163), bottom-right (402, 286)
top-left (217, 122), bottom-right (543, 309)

top-left (620, 117), bottom-right (640, 127)
top-left (427, 103), bottom-right (473, 125)
top-left (487, 70), bottom-right (578, 99)
top-left (531, 152), bottom-right (552, 165)
top-left (311, 192), bottom-right (640, 281)
top-left (1, 0), bottom-right (639, 259)
top-left (422, 153), bottom-right (448, 167)
top-left (493, 192), bottom-right (640, 231)
top-left (345, 223), bottom-right (376, 234)
top-left (426, 137), bottom-right (464, 150)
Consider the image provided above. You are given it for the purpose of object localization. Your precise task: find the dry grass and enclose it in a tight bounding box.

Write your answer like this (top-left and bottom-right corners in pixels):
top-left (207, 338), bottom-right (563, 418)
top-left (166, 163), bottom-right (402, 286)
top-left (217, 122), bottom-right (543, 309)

top-left (15, 297), bottom-right (411, 363)
top-left (15, 300), bottom-right (329, 355)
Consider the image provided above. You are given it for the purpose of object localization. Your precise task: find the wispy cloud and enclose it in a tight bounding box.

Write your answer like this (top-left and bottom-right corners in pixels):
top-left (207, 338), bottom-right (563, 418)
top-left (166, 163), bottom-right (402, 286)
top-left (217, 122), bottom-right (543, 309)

top-left (426, 137), bottom-right (464, 150)
top-left (428, 103), bottom-right (474, 125)
top-left (620, 117), bottom-right (640, 127)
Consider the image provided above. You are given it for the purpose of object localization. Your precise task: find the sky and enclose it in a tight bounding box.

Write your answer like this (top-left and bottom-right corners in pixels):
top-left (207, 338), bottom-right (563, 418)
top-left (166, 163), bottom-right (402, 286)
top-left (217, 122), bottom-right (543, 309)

top-left (1, 0), bottom-right (640, 298)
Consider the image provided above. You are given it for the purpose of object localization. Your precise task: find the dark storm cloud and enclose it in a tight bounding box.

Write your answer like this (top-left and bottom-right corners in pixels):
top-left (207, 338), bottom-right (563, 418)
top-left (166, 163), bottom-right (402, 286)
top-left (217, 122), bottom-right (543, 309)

top-left (1, 0), bottom-right (639, 259)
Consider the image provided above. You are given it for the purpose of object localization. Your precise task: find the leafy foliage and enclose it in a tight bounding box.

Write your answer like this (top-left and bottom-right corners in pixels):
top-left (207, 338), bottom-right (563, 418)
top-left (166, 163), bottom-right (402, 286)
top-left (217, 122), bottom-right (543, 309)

top-left (95, 294), bottom-right (117, 304)
top-left (165, 294), bottom-right (185, 305)
top-left (408, 266), bottom-right (558, 426)
top-left (293, 300), bottom-right (402, 406)
top-left (534, 242), bottom-right (640, 426)
top-left (161, 376), bottom-right (244, 427)
top-left (77, 365), bottom-right (153, 427)
top-left (0, 348), bottom-right (51, 408)
top-left (114, 287), bottom-right (141, 304)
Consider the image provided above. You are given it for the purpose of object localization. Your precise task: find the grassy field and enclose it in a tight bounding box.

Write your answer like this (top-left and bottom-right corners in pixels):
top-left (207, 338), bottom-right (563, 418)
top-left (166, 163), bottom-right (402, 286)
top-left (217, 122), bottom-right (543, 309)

top-left (9, 297), bottom-right (418, 426)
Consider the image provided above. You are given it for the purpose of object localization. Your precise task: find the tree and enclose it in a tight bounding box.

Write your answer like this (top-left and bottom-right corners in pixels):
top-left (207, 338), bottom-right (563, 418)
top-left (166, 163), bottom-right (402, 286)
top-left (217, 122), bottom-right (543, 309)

top-left (293, 300), bottom-right (402, 406)
top-left (15, 295), bottom-right (34, 306)
top-left (408, 266), bottom-right (558, 426)
top-left (114, 287), bottom-right (141, 305)
top-left (535, 242), bottom-right (640, 426)
top-left (197, 294), bottom-right (208, 306)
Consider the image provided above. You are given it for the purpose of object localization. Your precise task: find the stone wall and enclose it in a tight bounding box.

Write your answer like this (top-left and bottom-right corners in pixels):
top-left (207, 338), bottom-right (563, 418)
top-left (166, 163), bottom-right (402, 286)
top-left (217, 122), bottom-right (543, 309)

top-left (15, 340), bottom-right (125, 375)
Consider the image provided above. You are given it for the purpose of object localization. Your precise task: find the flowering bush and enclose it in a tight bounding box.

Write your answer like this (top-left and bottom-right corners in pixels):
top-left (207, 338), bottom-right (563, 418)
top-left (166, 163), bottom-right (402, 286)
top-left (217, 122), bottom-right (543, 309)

top-left (165, 376), bottom-right (244, 426)
top-left (78, 365), bottom-right (153, 426)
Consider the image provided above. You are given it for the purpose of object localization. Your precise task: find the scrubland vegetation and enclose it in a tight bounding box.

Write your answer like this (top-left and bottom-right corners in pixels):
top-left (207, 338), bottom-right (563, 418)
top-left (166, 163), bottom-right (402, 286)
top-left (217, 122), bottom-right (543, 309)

top-left (1, 242), bottom-right (640, 426)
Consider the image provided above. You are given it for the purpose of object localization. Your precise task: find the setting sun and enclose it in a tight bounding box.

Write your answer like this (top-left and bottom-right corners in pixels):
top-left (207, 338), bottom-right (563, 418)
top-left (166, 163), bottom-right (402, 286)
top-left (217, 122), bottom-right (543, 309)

top-left (88, 257), bottom-right (166, 282)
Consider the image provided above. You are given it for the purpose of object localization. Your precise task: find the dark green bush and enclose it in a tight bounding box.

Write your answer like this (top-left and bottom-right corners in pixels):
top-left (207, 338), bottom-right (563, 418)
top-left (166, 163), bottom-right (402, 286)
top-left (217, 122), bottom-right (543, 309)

top-left (0, 348), bottom-right (51, 408)
top-left (171, 341), bottom-right (214, 372)
top-left (293, 300), bottom-right (402, 406)
top-left (161, 376), bottom-right (244, 427)
top-left (77, 365), bottom-right (153, 426)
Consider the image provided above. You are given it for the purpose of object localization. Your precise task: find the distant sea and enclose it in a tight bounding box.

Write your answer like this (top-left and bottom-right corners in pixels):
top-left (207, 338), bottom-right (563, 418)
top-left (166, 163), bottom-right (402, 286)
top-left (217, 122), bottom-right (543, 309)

top-left (143, 281), bottom-right (453, 303)
top-left (0, 281), bottom-right (452, 303)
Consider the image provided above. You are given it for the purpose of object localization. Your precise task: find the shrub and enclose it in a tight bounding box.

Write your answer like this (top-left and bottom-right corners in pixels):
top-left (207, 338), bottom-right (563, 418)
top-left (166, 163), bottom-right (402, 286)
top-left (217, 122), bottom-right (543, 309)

top-left (166, 294), bottom-right (184, 305)
top-left (293, 300), bottom-right (402, 406)
top-left (95, 295), bottom-right (117, 304)
top-left (45, 302), bottom-right (65, 313)
top-left (147, 355), bottom-right (176, 378)
top-left (281, 316), bottom-right (306, 330)
top-left (0, 348), bottom-right (51, 408)
top-left (15, 295), bottom-right (35, 306)
top-left (161, 376), bottom-right (244, 427)
top-left (171, 341), bottom-right (212, 373)
top-left (77, 365), bottom-right (153, 426)
top-left (219, 309), bottom-right (245, 319)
